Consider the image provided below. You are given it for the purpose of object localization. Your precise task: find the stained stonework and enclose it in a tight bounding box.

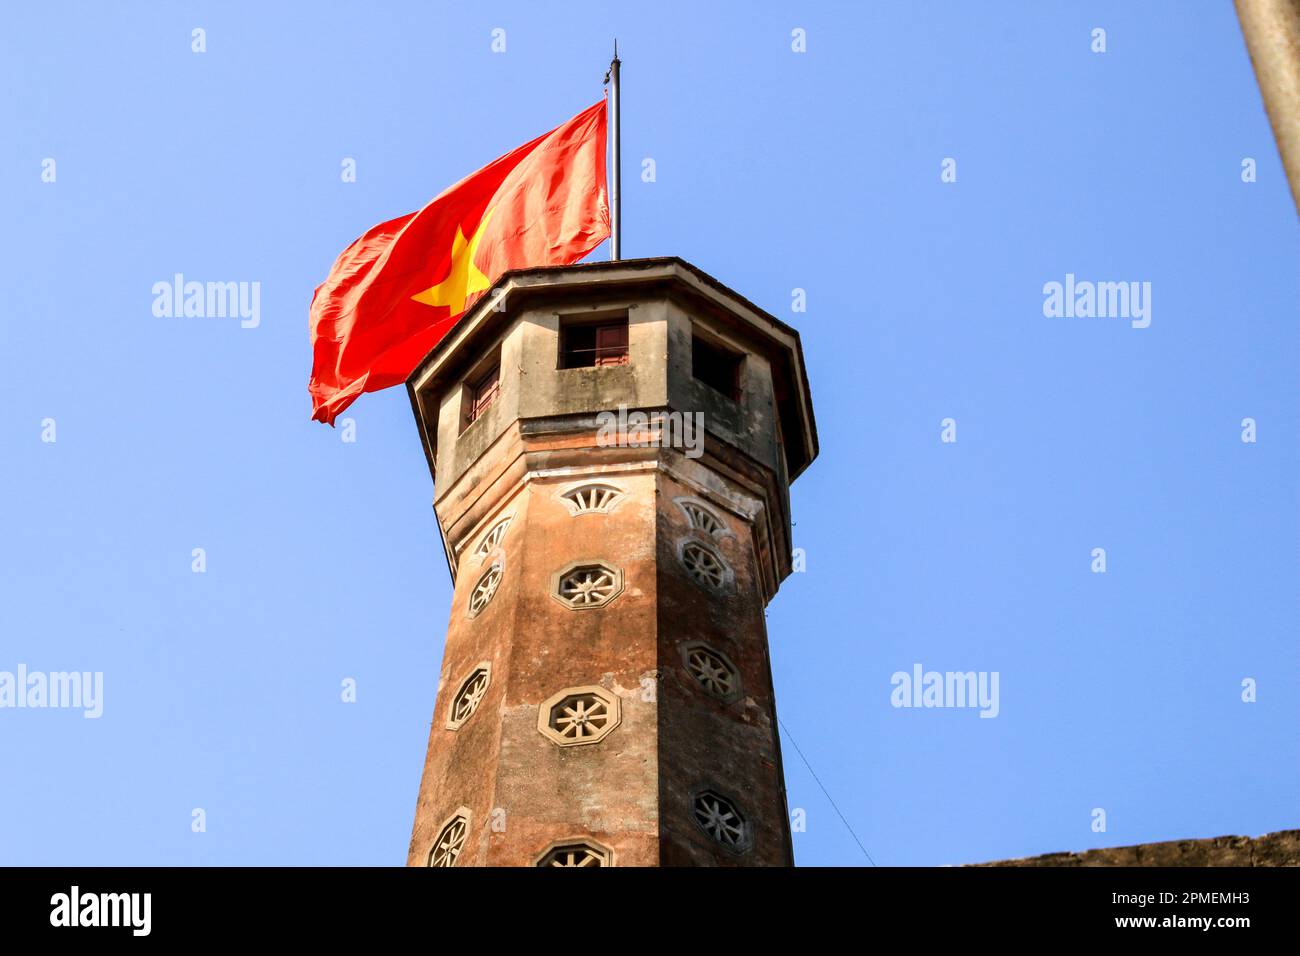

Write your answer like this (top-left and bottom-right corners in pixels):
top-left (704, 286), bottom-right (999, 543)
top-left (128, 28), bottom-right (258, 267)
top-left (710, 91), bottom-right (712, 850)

top-left (402, 258), bottom-right (817, 867)
top-left (971, 829), bottom-right (1300, 867)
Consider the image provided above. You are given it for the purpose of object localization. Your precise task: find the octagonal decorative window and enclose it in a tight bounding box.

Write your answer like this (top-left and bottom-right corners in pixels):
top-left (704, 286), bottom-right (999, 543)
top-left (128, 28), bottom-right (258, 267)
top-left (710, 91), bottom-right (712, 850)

top-left (467, 559), bottom-right (503, 618)
top-left (681, 641), bottom-right (742, 702)
top-left (534, 839), bottom-right (615, 867)
top-left (560, 482), bottom-right (623, 516)
top-left (551, 561), bottom-right (624, 610)
top-left (446, 662), bottom-right (491, 730)
top-left (537, 685), bottom-right (621, 747)
top-left (427, 807), bottom-right (472, 867)
top-left (678, 540), bottom-right (731, 591)
top-left (675, 497), bottom-right (728, 538)
top-left (472, 515), bottom-right (512, 561)
top-left (691, 789), bottom-right (751, 852)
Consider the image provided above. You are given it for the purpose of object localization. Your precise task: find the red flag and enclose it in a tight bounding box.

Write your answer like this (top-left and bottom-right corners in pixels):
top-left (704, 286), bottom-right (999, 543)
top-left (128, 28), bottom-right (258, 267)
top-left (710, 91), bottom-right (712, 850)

top-left (308, 101), bottom-right (609, 424)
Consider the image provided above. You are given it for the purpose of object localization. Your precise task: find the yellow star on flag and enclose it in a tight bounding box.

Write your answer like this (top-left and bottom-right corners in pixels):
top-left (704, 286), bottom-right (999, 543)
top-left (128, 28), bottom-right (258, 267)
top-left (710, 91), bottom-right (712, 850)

top-left (411, 208), bottom-right (495, 311)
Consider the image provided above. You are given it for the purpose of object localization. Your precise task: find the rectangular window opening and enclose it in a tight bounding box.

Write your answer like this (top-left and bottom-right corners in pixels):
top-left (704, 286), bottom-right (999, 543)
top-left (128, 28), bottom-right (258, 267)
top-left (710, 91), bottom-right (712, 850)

top-left (692, 334), bottom-right (743, 400)
top-left (464, 360), bottom-right (500, 428)
top-left (560, 316), bottom-right (629, 369)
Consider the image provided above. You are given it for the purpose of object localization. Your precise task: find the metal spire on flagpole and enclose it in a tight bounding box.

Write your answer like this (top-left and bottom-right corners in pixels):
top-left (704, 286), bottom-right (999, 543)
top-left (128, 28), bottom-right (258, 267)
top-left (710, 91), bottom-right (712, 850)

top-left (605, 40), bottom-right (622, 260)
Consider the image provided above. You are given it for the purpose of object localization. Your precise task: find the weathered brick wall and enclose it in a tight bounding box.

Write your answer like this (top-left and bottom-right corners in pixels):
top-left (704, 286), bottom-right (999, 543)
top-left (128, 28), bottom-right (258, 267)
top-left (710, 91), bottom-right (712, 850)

top-left (971, 829), bottom-right (1300, 867)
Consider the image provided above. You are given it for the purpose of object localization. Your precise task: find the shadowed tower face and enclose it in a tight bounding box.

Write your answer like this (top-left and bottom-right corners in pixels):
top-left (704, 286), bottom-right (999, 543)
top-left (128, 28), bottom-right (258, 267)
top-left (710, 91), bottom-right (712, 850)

top-left (404, 258), bottom-right (817, 867)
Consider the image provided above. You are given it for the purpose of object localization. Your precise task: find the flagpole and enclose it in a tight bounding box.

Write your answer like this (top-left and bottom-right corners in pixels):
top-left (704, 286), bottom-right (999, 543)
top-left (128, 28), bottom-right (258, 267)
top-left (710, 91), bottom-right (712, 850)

top-left (607, 41), bottom-right (622, 260)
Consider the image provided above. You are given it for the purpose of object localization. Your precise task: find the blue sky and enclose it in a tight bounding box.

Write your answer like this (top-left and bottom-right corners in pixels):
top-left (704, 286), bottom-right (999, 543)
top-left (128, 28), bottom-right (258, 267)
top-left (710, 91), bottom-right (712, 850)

top-left (1, 1), bottom-right (1295, 867)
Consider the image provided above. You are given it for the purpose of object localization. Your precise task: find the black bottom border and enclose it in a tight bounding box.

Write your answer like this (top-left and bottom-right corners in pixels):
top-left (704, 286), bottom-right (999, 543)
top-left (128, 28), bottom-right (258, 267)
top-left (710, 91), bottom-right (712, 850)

top-left (0, 865), bottom-right (1290, 940)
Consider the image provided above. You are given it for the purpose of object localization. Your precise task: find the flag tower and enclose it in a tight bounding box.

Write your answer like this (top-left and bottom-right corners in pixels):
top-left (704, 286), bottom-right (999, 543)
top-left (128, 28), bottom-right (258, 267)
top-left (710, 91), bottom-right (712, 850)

top-left (403, 257), bottom-right (818, 865)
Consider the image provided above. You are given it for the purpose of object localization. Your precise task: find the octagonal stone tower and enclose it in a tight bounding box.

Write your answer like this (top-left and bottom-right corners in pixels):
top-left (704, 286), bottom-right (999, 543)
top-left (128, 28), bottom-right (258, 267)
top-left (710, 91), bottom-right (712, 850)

top-left (404, 257), bottom-right (817, 867)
